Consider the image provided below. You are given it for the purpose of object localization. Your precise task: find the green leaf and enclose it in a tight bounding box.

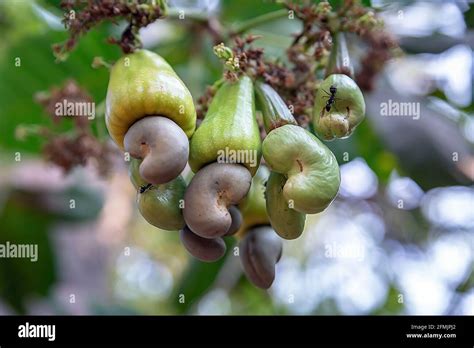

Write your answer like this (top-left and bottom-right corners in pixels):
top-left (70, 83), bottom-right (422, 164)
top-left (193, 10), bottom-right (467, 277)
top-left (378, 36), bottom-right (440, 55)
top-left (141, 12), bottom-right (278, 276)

top-left (173, 238), bottom-right (235, 313)
top-left (220, 0), bottom-right (282, 23)
top-left (372, 285), bottom-right (405, 315)
top-left (463, 5), bottom-right (474, 28)
top-left (231, 279), bottom-right (280, 314)
top-left (0, 2), bottom-right (122, 155)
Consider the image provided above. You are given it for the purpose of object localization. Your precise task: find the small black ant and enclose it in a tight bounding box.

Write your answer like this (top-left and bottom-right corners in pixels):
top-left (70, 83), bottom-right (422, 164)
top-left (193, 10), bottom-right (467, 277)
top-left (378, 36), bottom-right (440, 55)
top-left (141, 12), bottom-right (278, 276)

top-left (139, 183), bottom-right (152, 194)
top-left (323, 85), bottom-right (338, 112)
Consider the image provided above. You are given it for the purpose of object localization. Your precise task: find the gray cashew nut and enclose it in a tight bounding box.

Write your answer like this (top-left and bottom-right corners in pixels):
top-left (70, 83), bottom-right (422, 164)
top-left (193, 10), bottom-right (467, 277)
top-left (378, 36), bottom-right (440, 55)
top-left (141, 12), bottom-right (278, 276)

top-left (180, 207), bottom-right (242, 261)
top-left (224, 206), bottom-right (243, 236)
top-left (183, 163), bottom-right (251, 238)
top-left (239, 226), bottom-right (283, 289)
top-left (179, 226), bottom-right (226, 262)
top-left (124, 116), bottom-right (189, 185)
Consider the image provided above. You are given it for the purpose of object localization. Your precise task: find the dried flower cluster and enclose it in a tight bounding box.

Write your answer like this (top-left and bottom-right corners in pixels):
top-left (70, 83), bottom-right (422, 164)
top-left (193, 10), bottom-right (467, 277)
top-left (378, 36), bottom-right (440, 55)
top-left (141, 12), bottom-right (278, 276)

top-left (200, 0), bottom-right (398, 128)
top-left (356, 30), bottom-right (399, 91)
top-left (43, 132), bottom-right (102, 173)
top-left (35, 80), bottom-right (92, 129)
top-left (53, 0), bottom-right (166, 59)
top-left (32, 80), bottom-right (120, 175)
top-left (196, 85), bottom-right (217, 120)
top-left (287, 0), bottom-right (399, 92)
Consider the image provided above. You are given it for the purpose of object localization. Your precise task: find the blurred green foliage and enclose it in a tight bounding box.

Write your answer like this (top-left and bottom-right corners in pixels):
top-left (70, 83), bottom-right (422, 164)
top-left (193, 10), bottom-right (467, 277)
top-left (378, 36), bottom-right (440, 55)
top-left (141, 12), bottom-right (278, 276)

top-left (0, 196), bottom-right (56, 313)
top-left (0, 1), bottom-right (119, 154)
top-left (0, 179), bottom-right (104, 312)
top-left (173, 238), bottom-right (235, 314)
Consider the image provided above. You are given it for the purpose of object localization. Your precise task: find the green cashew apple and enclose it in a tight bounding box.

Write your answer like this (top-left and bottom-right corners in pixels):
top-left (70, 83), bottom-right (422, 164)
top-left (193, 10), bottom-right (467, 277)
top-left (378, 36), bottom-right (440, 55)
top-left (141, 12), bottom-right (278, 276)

top-left (106, 50), bottom-right (196, 184)
top-left (189, 75), bottom-right (261, 176)
top-left (106, 49), bottom-right (196, 148)
top-left (263, 124), bottom-right (340, 214)
top-left (313, 74), bottom-right (365, 140)
top-left (265, 171), bottom-right (306, 240)
top-left (128, 158), bottom-right (148, 190)
top-left (137, 176), bottom-right (186, 231)
top-left (237, 165), bottom-right (270, 236)
top-left (256, 83), bottom-right (341, 214)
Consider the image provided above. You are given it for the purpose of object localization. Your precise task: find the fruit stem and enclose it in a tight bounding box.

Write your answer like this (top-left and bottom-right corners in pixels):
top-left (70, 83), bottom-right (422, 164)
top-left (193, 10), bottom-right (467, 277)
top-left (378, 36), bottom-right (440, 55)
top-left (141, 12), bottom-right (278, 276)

top-left (325, 32), bottom-right (354, 78)
top-left (254, 81), bottom-right (298, 134)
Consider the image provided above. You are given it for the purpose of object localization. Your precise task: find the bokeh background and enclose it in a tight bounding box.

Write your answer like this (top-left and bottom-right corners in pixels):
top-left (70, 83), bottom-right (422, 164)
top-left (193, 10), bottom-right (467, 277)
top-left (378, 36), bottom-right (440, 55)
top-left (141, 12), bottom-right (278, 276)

top-left (0, 0), bottom-right (473, 315)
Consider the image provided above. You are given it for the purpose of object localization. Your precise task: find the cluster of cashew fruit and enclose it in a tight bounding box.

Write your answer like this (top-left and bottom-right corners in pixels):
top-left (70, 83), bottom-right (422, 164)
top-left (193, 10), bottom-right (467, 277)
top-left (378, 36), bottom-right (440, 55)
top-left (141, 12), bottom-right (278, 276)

top-left (105, 49), bottom-right (365, 289)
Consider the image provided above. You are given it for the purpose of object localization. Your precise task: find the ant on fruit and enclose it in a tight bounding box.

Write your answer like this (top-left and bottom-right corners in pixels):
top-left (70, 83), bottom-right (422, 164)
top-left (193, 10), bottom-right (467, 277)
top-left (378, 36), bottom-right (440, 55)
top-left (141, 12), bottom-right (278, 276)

top-left (324, 85), bottom-right (338, 112)
top-left (320, 85), bottom-right (351, 118)
top-left (320, 85), bottom-right (342, 113)
top-left (139, 183), bottom-right (152, 194)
